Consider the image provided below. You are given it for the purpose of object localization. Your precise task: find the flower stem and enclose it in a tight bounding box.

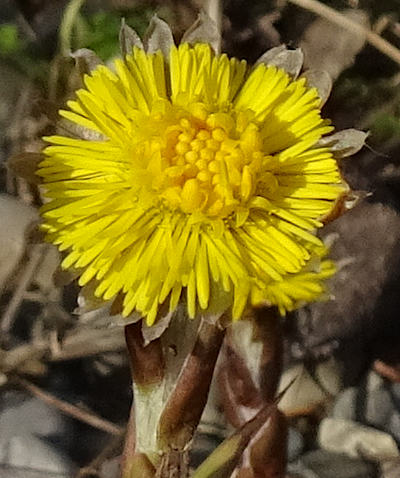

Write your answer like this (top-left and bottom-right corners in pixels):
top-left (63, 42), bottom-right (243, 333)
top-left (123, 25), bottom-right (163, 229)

top-left (157, 319), bottom-right (225, 450)
top-left (122, 312), bottom-right (225, 478)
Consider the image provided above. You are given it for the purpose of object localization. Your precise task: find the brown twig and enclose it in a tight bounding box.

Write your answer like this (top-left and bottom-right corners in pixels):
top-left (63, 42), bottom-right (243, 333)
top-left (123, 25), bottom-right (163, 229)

top-left (0, 244), bottom-right (47, 334)
top-left (287, 0), bottom-right (400, 66)
top-left (0, 326), bottom-right (125, 379)
top-left (392, 21), bottom-right (400, 39)
top-left (50, 326), bottom-right (125, 361)
top-left (121, 400), bottom-right (137, 472)
top-left (16, 377), bottom-right (124, 436)
top-left (373, 15), bottom-right (393, 35)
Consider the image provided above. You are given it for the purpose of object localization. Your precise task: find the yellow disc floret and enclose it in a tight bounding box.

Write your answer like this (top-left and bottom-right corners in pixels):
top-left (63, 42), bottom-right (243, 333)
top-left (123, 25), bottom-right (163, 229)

top-left (133, 105), bottom-right (268, 222)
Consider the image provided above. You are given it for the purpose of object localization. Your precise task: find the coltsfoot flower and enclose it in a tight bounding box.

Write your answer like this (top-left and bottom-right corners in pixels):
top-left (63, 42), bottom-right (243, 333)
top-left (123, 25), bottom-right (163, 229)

top-left (38, 15), bottom-right (363, 325)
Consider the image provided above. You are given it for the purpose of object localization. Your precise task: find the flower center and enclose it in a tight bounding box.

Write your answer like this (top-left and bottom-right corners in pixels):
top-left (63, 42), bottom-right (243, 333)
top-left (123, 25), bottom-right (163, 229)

top-left (142, 106), bottom-right (268, 219)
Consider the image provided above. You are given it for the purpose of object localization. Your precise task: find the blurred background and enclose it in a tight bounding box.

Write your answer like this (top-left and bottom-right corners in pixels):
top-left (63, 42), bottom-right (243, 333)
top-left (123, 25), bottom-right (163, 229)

top-left (1, 0), bottom-right (400, 477)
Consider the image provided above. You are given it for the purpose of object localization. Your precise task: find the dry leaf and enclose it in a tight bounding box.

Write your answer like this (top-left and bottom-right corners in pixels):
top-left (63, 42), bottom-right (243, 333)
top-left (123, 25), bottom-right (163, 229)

top-left (300, 10), bottom-right (369, 80)
top-left (0, 194), bottom-right (37, 292)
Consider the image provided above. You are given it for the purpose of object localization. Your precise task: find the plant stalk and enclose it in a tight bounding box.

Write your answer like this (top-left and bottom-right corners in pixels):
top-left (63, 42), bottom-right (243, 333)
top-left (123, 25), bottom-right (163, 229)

top-left (121, 312), bottom-right (225, 478)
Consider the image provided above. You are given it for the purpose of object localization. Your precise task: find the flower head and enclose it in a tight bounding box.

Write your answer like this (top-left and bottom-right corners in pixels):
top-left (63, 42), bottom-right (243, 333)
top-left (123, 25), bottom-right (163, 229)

top-left (38, 16), bottom-right (352, 325)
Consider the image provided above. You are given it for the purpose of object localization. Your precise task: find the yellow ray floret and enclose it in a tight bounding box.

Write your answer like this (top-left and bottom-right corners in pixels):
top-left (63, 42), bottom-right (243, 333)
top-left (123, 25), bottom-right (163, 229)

top-left (39, 42), bottom-right (346, 325)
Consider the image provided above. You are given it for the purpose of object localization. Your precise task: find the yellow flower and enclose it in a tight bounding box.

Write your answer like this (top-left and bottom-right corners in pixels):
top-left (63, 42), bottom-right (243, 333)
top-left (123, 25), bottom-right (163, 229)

top-left (38, 19), bottom-right (348, 325)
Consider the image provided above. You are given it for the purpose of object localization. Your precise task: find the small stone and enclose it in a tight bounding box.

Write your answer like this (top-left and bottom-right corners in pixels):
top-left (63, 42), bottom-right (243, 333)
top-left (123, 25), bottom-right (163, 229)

top-left (315, 358), bottom-right (343, 396)
top-left (387, 411), bottom-right (400, 443)
top-left (360, 372), bottom-right (400, 442)
top-left (0, 434), bottom-right (75, 475)
top-left (367, 371), bottom-right (385, 393)
top-left (0, 392), bottom-right (66, 438)
top-left (287, 427), bottom-right (304, 462)
top-left (390, 383), bottom-right (400, 410)
top-left (278, 360), bottom-right (342, 414)
top-left (293, 203), bottom-right (400, 360)
top-left (100, 457), bottom-right (120, 478)
top-left (278, 364), bottom-right (327, 414)
top-left (289, 450), bottom-right (377, 478)
top-left (0, 391), bottom-right (76, 474)
top-left (0, 373), bottom-right (7, 387)
top-left (332, 373), bottom-right (400, 445)
top-left (380, 458), bottom-right (400, 478)
top-left (319, 418), bottom-right (399, 461)
top-left (365, 389), bottom-right (394, 429)
top-left (332, 388), bottom-right (358, 420)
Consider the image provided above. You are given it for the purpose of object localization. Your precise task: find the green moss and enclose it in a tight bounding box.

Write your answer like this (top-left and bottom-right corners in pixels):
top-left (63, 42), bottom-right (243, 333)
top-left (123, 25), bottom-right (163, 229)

top-left (83, 8), bottom-right (154, 61)
top-left (0, 24), bottom-right (23, 55)
top-left (371, 113), bottom-right (400, 143)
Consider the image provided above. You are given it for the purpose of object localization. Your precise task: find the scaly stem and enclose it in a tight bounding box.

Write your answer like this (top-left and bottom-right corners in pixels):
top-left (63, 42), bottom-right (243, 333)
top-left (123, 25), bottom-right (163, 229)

top-left (155, 450), bottom-right (190, 478)
top-left (122, 310), bottom-right (225, 478)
